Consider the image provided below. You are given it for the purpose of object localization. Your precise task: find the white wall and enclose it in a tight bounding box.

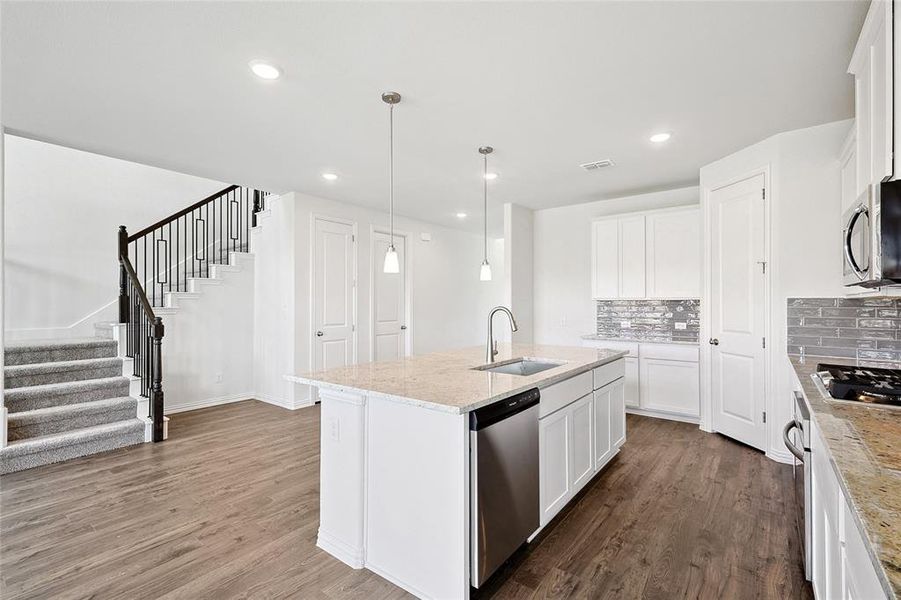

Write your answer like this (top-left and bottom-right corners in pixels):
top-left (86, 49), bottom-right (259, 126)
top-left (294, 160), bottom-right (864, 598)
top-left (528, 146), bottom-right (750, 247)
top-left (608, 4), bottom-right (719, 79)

top-left (3, 135), bottom-right (226, 339)
top-left (699, 119), bottom-right (849, 462)
top-left (251, 194), bottom-right (297, 408)
top-left (532, 186), bottom-right (700, 346)
top-left (504, 203), bottom-right (534, 343)
top-left (162, 255), bottom-right (255, 413)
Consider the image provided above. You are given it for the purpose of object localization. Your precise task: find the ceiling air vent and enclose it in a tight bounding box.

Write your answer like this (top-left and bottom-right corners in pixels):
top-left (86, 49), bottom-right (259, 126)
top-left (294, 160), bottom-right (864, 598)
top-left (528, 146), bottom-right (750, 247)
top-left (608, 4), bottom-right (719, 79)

top-left (580, 159), bottom-right (615, 171)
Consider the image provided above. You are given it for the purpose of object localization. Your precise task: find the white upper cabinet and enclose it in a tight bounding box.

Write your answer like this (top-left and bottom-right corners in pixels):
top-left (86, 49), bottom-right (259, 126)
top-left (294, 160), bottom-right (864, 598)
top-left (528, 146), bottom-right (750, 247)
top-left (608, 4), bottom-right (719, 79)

top-left (618, 216), bottom-right (647, 298)
top-left (591, 207), bottom-right (700, 299)
top-left (850, 0), bottom-right (893, 192)
top-left (646, 207), bottom-right (701, 298)
top-left (591, 219), bottom-right (620, 298)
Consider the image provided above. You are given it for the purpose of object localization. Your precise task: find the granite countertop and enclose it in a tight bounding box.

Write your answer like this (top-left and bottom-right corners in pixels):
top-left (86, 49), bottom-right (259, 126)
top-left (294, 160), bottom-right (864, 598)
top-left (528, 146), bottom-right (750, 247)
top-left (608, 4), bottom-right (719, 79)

top-left (790, 356), bottom-right (901, 599)
top-left (293, 343), bottom-right (627, 414)
top-left (580, 334), bottom-right (700, 346)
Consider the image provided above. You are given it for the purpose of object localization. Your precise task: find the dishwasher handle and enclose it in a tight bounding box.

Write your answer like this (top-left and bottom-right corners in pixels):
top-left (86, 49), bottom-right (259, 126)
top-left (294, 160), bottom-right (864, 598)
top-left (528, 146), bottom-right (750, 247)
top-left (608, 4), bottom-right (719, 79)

top-left (470, 388), bottom-right (540, 431)
top-left (783, 420), bottom-right (805, 463)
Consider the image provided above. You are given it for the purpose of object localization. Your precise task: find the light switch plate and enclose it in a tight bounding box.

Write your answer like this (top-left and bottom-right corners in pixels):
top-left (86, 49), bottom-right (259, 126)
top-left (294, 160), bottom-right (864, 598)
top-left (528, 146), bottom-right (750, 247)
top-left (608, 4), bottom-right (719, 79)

top-left (675, 322), bottom-right (687, 330)
top-left (620, 320), bottom-right (631, 328)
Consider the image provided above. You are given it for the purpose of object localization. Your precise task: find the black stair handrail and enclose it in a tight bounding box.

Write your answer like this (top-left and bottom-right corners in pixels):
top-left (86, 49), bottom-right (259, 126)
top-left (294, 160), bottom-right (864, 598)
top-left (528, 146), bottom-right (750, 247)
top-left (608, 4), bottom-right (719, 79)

top-left (117, 242), bottom-right (165, 442)
top-left (117, 185), bottom-right (269, 443)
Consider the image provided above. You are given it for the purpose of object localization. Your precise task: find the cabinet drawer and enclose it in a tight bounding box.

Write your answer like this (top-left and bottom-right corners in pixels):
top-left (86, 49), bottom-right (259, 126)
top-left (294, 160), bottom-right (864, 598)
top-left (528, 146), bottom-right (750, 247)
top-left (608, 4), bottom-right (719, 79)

top-left (640, 343), bottom-right (699, 362)
top-left (592, 359), bottom-right (625, 390)
top-left (540, 371), bottom-right (593, 418)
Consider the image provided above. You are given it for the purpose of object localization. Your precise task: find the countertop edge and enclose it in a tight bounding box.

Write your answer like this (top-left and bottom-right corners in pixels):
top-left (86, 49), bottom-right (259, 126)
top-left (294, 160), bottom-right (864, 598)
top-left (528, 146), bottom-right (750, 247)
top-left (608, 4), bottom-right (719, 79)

top-left (580, 334), bottom-right (700, 346)
top-left (291, 351), bottom-right (628, 415)
top-left (788, 357), bottom-right (899, 600)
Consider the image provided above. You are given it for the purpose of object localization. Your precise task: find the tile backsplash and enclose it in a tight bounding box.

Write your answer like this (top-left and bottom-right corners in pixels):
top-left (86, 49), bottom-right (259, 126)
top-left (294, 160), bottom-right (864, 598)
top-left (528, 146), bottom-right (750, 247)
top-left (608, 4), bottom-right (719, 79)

top-left (787, 297), bottom-right (901, 361)
top-left (596, 299), bottom-right (700, 343)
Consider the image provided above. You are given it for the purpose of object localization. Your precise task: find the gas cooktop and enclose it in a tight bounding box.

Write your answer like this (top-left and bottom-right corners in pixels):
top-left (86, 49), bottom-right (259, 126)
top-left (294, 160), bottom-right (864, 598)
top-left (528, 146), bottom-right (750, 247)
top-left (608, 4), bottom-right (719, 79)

top-left (815, 363), bottom-right (901, 407)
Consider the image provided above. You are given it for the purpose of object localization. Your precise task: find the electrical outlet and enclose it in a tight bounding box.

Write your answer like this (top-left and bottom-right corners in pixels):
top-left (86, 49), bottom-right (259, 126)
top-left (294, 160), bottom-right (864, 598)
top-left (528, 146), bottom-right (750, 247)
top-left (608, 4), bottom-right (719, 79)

top-left (620, 320), bottom-right (631, 328)
top-left (328, 417), bottom-right (340, 442)
top-left (560, 315), bottom-right (567, 327)
top-left (215, 372), bottom-right (223, 383)
top-left (675, 322), bottom-right (687, 330)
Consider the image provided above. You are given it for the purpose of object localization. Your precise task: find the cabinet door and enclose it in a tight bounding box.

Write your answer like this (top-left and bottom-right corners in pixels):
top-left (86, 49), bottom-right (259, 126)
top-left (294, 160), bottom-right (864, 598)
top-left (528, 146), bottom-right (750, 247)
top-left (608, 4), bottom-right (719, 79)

top-left (618, 216), bottom-right (646, 298)
top-left (646, 208), bottom-right (701, 298)
top-left (840, 128), bottom-right (858, 215)
top-left (539, 408), bottom-right (571, 526)
top-left (592, 219), bottom-right (620, 298)
top-left (639, 358), bottom-right (700, 417)
top-left (811, 423), bottom-right (843, 600)
top-left (570, 394), bottom-right (594, 493)
top-left (610, 380), bottom-right (626, 449)
top-left (842, 495), bottom-right (888, 599)
top-left (593, 386), bottom-right (612, 470)
top-left (624, 357), bottom-right (639, 409)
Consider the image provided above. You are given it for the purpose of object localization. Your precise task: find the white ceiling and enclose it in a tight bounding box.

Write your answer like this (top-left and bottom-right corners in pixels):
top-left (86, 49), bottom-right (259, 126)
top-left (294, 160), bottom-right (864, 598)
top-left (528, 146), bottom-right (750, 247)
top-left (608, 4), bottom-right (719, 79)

top-left (2, 1), bottom-right (866, 233)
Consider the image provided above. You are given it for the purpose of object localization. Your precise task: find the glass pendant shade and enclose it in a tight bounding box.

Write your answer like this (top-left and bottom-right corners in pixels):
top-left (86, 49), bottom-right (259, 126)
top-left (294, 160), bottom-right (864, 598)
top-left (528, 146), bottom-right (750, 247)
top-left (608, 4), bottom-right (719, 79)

top-left (384, 245), bottom-right (400, 274)
top-left (480, 259), bottom-right (492, 281)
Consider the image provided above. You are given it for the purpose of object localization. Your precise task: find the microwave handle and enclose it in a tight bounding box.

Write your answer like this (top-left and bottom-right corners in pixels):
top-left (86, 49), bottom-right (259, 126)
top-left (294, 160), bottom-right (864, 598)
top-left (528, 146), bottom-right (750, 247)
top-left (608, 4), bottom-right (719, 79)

top-left (844, 204), bottom-right (867, 280)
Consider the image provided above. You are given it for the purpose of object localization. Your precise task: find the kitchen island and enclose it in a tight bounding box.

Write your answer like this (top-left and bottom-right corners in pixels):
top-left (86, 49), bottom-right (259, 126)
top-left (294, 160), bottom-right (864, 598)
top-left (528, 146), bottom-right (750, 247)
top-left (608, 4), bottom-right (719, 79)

top-left (295, 343), bottom-right (627, 599)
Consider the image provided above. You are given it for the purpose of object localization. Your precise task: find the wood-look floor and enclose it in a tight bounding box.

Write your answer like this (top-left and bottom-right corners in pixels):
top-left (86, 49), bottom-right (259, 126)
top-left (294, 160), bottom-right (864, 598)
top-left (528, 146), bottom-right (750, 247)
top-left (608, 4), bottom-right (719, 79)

top-left (0, 401), bottom-right (811, 600)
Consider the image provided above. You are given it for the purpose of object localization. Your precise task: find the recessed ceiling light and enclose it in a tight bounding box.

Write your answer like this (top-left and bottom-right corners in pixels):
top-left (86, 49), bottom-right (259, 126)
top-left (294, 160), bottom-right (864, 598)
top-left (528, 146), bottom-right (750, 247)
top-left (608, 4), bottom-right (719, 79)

top-left (249, 60), bottom-right (282, 80)
top-left (649, 132), bottom-right (672, 143)
top-left (322, 172), bottom-right (338, 181)
top-left (456, 212), bottom-right (468, 219)
top-left (484, 173), bottom-right (498, 181)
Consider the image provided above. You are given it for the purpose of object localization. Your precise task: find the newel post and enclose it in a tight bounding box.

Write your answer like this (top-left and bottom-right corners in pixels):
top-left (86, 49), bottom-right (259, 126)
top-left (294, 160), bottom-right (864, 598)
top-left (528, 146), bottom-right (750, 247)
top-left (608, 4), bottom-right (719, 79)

top-left (150, 317), bottom-right (165, 442)
top-left (118, 226), bottom-right (129, 323)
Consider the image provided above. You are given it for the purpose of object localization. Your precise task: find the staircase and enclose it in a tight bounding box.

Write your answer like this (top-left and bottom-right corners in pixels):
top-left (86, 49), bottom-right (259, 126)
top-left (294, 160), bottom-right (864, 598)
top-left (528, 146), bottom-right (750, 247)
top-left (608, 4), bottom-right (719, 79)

top-left (1, 338), bottom-right (143, 474)
top-left (1, 185), bottom-right (270, 474)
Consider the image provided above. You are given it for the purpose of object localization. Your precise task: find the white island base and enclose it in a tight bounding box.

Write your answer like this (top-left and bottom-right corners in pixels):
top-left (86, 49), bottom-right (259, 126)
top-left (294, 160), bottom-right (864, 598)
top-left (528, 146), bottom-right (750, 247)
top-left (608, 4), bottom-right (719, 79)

top-left (317, 389), bottom-right (470, 599)
top-left (300, 344), bottom-right (628, 600)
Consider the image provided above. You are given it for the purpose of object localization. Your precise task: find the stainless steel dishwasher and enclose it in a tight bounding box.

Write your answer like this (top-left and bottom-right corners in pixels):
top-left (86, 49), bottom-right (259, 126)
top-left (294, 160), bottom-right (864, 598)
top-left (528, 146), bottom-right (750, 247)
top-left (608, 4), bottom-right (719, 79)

top-left (470, 387), bottom-right (540, 588)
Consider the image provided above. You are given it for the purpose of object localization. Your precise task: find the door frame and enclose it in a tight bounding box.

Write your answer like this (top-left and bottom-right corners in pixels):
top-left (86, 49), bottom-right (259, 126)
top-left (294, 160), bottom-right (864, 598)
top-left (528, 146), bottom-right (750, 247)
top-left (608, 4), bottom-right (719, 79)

top-left (309, 213), bottom-right (359, 373)
top-left (369, 226), bottom-right (413, 361)
top-left (700, 165), bottom-right (773, 454)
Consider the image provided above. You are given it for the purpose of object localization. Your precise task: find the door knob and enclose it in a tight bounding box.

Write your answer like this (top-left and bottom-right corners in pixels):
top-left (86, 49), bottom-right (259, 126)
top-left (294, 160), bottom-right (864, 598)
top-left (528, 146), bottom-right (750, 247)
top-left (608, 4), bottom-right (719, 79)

top-left (316, 331), bottom-right (324, 337)
top-left (400, 325), bottom-right (407, 330)
top-left (709, 338), bottom-right (719, 346)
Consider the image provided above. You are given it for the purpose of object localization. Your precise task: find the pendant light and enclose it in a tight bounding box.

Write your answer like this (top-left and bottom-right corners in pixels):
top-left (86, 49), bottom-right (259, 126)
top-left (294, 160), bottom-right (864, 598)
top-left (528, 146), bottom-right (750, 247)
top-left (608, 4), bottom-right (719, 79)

top-left (479, 146), bottom-right (493, 281)
top-left (382, 91), bottom-right (402, 274)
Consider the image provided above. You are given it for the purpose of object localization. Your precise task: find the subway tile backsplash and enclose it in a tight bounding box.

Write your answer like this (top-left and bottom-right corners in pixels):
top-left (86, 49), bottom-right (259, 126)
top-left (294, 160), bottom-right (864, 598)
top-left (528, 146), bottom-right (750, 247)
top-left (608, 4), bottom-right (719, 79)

top-left (596, 299), bottom-right (699, 343)
top-left (787, 297), bottom-right (901, 361)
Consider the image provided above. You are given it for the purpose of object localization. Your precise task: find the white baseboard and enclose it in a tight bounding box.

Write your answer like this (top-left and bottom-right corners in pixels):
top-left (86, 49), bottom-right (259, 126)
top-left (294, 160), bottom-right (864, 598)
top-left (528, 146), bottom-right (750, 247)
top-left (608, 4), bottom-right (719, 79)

top-left (164, 392), bottom-right (254, 414)
top-left (626, 407), bottom-right (701, 425)
top-left (256, 390), bottom-right (315, 411)
top-left (766, 447), bottom-right (794, 465)
top-left (317, 529), bottom-right (364, 569)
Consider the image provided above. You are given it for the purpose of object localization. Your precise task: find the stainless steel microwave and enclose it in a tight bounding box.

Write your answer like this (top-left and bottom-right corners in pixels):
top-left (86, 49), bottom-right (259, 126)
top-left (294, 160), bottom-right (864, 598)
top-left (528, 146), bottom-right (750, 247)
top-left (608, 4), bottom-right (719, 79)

top-left (843, 180), bottom-right (901, 287)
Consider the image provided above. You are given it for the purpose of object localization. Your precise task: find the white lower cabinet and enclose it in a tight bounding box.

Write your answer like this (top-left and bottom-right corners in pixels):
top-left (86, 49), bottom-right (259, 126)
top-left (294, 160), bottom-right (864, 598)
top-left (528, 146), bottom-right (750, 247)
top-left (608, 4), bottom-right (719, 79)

top-left (810, 420), bottom-right (887, 600)
top-left (539, 407), bottom-right (571, 525)
top-left (623, 357), bottom-right (639, 408)
top-left (539, 365), bottom-right (626, 528)
top-left (638, 343), bottom-right (700, 418)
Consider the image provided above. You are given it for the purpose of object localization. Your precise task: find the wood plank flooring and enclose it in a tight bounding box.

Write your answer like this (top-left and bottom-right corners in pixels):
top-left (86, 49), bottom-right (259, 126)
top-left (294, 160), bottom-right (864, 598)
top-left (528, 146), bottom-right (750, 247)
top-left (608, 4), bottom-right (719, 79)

top-left (0, 402), bottom-right (811, 600)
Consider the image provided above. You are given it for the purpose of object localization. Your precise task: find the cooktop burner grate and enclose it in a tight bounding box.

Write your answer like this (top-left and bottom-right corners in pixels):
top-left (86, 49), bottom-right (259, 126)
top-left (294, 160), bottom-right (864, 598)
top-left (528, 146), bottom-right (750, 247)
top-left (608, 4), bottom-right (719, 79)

top-left (816, 363), bottom-right (901, 405)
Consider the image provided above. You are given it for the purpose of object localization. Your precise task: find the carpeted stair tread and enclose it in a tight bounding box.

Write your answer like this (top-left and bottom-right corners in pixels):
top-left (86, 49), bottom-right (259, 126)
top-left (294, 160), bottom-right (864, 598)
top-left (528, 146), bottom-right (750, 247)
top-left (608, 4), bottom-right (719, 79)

top-left (4, 377), bottom-right (131, 413)
top-left (5, 357), bottom-right (122, 389)
top-left (0, 419), bottom-right (145, 474)
top-left (4, 337), bottom-right (118, 366)
top-left (8, 397), bottom-right (138, 441)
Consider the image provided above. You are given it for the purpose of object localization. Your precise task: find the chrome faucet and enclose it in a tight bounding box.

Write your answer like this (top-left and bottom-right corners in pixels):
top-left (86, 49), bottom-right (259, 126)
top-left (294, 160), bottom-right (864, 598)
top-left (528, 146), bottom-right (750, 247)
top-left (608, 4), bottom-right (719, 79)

top-left (487, 306), bottom-right (519, 363)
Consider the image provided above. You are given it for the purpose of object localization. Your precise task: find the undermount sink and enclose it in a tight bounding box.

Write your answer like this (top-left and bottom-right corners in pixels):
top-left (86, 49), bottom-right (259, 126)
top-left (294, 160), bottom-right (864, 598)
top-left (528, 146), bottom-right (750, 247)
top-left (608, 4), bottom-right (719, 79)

top-left (474, 357), bottom-right (565, 376)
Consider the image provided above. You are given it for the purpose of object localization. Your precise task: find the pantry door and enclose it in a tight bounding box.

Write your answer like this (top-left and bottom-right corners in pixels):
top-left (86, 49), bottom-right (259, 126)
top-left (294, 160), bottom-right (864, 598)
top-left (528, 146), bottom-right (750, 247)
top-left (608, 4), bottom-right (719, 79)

top-left (709, 173), bottom-right (767, 451)
top-left (312, 217), bottom-right (356, 372)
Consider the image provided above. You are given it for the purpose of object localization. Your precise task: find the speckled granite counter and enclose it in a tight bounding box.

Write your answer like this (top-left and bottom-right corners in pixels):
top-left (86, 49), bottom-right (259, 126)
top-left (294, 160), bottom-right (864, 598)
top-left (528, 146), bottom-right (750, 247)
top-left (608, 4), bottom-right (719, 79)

top-left (790, 356), bottom-right (901, 598)
top-left (581, 334), bottom-right (700, 346)
top-left (294, 343), bottom-right (626, 414)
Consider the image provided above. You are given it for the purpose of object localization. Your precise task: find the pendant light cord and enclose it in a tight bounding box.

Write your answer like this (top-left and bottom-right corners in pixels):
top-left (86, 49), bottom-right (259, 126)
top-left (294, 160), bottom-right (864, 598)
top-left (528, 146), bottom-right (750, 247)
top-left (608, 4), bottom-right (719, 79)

top-left (483, 152), bottom-right (488, 261)
top-left (389, 103), bottom-right (395, 247)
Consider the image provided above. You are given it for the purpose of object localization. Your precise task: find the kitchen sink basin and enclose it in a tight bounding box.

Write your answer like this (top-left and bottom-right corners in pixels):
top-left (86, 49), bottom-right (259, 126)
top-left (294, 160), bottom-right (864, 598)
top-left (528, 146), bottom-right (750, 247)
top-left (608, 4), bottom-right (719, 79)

top-left (474, 358), bottom-right (565, 376)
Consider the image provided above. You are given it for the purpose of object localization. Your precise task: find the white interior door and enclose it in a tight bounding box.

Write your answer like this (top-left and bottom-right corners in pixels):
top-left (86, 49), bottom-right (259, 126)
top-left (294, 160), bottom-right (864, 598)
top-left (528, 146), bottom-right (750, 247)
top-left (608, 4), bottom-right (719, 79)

top-left (710, 174), bottom-right (767, 451)
top-left (313, 218), bottom-right (355, 372)
top-left (372, 232), bottom-right (407, 362)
